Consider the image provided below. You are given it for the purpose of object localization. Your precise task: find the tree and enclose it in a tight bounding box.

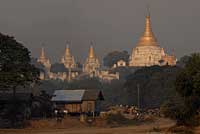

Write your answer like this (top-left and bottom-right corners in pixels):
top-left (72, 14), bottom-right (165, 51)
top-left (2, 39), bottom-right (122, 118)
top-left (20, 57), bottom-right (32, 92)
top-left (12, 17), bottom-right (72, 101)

top-left (31, 90), bottom-right (53, 118)
top-left (162, 53), bottom-right (200, 125)
top-left (176, 55), bottom-right (191, 68)
top-left (124, 65), bottom-right (179, 108)
top-left (0, 33), bottom-right (39, 95)
top-left (176, 53), bottom-right (200, 115)
top-left (0, 33), bottom-right (40, 127)
top-left (103, 50), bottom-right (129, 68)
top-left (176, 53), bottom-right (200, 100)
top-left (67, 77), bottom-right (103, 89)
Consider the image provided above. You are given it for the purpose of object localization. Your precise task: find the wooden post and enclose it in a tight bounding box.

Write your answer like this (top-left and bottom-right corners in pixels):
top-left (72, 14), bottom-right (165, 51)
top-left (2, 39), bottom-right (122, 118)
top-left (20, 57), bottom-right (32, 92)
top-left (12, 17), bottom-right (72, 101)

top-left (93, 111), bottom-right (95, 118)
top-left (137, 84), bottom-right (140, 109)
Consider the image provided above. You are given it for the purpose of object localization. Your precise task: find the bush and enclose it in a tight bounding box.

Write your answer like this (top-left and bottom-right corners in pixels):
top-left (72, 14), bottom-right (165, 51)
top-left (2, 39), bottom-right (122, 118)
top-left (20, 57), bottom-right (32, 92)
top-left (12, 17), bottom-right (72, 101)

top-left (160, 96), bottom-right (197, 126)
top-left (106, 112), bottom-right (127, 125)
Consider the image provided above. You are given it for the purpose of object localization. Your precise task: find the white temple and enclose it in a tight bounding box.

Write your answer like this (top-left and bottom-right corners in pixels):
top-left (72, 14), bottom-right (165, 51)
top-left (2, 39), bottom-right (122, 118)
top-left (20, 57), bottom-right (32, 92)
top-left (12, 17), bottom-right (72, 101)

top-left (129, 14), bottom-right (176, 67)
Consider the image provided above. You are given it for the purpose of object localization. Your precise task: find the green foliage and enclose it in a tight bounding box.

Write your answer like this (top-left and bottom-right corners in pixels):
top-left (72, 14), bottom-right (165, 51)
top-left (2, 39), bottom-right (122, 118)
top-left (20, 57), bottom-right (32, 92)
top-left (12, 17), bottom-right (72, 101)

top-left (37, 78), bottom-right (103, 95)
top-left (162, 53), bottom-right (200, 126)
top-left (125, 65), bottom-right (179, 108)
top-left (177, 55), bottom-right (191, 68)
top-left (67, 77), bottom-right (103, 89)
top-left (31, 91), bottom-right (53, 118)
top-left (0, 33), bottom-right (39, 128)
top-left (176, 53), bottom-right (200, 97)
top-left (0, 33), bottom-right (39, 91)
top-left (161, 96), bottom-right (196, 125)
top-left (31, 58), bottom-right (45, 72)
top-left (176, 53), bottom-right (200, 113)
top-left (103, 50), bottom-right (129, 67)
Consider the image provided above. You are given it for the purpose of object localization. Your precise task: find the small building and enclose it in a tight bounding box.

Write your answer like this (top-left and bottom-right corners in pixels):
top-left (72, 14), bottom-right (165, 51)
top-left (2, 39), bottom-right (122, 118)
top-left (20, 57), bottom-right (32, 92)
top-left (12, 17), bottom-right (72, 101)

top-left (98, 71), bottom-right (119, 82)
top-left (51, 89), bottom-right (104, 115)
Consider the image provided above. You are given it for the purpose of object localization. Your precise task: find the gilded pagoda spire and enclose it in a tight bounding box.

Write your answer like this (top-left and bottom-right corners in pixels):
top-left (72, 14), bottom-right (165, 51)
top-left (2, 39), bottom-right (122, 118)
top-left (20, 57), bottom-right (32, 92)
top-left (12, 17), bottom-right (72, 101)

top-left (136, 12), bottom-right (158, 47)
top-left (38, 46), bottom-right (51, 69)
top-left (83, 42), bottom-right (100, 76)
top-left (88, 44), bottom-right (95, 59)
top-left (61, 42), bottom-right (76, 69)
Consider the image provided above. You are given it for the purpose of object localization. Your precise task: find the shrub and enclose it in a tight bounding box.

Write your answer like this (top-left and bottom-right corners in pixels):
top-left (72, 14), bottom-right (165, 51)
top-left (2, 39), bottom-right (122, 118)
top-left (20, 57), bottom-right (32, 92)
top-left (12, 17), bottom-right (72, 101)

top-left (160, 97), bottom-right (197, 126)
top-left (106, 112), bottom-right (127, 125)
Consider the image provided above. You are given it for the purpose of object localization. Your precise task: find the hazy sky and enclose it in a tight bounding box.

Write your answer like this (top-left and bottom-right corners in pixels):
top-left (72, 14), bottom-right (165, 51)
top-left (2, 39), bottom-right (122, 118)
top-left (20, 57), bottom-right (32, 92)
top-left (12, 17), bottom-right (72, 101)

top-left (0, 0), bottom-right (199, 63)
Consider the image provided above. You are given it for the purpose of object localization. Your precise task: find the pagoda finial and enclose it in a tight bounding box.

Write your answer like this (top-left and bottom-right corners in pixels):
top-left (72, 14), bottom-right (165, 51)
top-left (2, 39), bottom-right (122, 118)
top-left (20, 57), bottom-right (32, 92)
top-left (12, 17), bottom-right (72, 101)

top-left (38, 45), bottom-right (47, 63)
top-left (65, 41), bottom-right (71, 57)
top-left (146, 2), bottom-right (150, 17)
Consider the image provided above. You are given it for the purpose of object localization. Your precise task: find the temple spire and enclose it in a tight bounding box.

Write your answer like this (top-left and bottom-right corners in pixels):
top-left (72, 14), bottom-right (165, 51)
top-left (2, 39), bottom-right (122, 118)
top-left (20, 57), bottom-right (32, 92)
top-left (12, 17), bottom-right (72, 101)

top-left (38, 46), bottom-right (50, 66)
top-left (136, 9), bottom-right (158, 47)
top-left (88, 41), bottom-right (95, 58)
top-left (65, 42), bottom-right (71, 57)
top-left (144, 15), bottom-right (153, 37)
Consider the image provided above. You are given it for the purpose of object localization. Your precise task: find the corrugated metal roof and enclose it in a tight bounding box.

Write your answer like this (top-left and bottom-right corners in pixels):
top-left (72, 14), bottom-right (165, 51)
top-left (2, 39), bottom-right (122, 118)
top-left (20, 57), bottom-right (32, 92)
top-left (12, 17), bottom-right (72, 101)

top-left (51, 90), bottom-right (85, 102)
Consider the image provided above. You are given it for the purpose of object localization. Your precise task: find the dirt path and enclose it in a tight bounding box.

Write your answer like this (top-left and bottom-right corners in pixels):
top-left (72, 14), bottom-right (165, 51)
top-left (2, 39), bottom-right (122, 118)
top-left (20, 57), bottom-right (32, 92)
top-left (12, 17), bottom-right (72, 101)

top-left (195, 126), bottom-right (200, 134)
top-left (0, 118), bottom-right (175, 134)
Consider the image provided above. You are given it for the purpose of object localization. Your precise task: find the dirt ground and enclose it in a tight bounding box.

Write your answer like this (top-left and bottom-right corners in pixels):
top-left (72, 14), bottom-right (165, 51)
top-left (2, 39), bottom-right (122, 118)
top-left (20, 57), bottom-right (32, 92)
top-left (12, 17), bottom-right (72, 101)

top-left (0, 118), bottom-right (175, 134)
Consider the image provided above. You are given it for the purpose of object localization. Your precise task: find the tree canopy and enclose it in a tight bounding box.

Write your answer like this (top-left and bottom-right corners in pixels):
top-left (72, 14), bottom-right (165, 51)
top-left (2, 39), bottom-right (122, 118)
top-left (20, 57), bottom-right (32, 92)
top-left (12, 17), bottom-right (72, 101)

top-left (124, 65), bottom-right (180, 108)
top-left (161, 53), bottom-right (200, 125)
top-left (103, 50), bottom-right (129, 68)
top-left (0, 33), bottom-right (39, 93)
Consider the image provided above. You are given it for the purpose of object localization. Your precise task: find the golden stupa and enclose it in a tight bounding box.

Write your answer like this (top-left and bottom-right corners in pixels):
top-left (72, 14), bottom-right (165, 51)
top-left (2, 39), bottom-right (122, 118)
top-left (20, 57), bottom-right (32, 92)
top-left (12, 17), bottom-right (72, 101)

top-left (61, 43), bottom-right (76, 68)
top-left (129, 13), bottom-right (176, 67)
top-left (83, 44), bottom-right (100, 76)
top-left (37, 47), bottom-right (51, 69)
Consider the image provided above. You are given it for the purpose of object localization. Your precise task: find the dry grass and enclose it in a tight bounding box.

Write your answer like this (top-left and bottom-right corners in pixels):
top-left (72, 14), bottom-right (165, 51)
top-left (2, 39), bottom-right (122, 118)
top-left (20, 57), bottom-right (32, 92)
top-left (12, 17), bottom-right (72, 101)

top-left (0, 117), bottom-right (176, 134)
top-left (167, 125), bottom-right (194, 134)
top-left (27, 117), bottom-right (85, 129)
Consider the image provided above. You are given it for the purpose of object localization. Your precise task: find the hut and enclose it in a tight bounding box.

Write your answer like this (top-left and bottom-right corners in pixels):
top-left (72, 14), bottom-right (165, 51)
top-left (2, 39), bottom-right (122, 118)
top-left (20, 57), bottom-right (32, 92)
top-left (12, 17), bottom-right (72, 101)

top-left (51, 89), bottom-right (104, 115)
